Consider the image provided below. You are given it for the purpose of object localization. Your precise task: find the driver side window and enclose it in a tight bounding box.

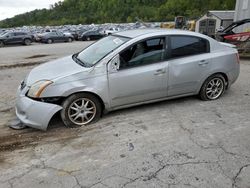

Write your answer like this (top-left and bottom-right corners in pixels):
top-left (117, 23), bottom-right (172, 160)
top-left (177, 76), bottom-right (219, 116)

top-left (119, 37), bottom-right (165, 69)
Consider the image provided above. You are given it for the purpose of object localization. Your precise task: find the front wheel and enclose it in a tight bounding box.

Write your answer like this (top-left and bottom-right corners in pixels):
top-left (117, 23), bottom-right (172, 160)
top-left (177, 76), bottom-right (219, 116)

top-left (47, 39), bottom-right (53, 44)
top-left (68, 37), bottom-right (73, 42)
top-left (24, 38), bottom-right (31, 45)
top-left (199, 74), bottom-right (226, 101)
top-left (0, 41), bottom-right (4, 47)
top-left (61, 93), bottom-right (102, 128)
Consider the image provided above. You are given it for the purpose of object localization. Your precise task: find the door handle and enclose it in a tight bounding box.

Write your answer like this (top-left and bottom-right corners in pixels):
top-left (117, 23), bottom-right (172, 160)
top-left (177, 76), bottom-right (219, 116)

top-left (154, 69), bottom-right (166, 75)
top-left (198, 60), bottom-right (209, 65)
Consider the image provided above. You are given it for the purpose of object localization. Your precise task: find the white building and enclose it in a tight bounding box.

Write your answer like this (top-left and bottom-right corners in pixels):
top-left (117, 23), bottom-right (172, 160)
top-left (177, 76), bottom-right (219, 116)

top-left (234, 0), bottom-right (250, 32)
top-left (195, 10), bottom-right (235, 37)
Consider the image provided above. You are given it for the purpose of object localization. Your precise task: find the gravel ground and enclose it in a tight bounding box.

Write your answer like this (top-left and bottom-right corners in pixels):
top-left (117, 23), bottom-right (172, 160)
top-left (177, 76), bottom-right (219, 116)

top-left (0, 41), bottom-right (92, 66)
top-left (0, 42), bottom-right (250, 188)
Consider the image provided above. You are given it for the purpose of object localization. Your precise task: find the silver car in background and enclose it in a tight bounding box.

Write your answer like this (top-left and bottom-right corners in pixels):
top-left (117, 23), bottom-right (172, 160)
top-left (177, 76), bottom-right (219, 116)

top-left (16, 29), bottom-right (240, 130)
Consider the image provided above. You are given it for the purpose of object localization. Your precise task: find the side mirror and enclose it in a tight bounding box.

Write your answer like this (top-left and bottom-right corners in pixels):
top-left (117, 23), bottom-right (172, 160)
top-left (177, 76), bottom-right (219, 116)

top-left (109, 54), bottom-right (120, 73)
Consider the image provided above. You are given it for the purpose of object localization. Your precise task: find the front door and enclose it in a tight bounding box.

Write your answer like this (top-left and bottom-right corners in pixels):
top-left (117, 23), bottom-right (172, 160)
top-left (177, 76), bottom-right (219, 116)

top-left (5, 33), bottom-right (16, 44)
top-left (108, 37), bottom-right (168, 108)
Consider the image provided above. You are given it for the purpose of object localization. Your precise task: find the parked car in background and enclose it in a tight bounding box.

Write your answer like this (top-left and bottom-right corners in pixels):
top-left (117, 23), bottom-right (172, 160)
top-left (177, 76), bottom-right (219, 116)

top-left (80, 30), bottom-right (105, 41)
top-left (216, 19), bottom-right (250, 54)
top-left (40, 31), bottom-right (74, 44)
top-left (16, 29), bottom-right (239, 130)
top-left (0, 29), bottom-right (7, 36)
top-left (34, 33), bottom-right (45, 42)
top-left (0, 31), bottom-right (33, 47)
top-left (66, 30), bottom-right (79, 41)
top-left (103, 28), bottom-right (120, 35)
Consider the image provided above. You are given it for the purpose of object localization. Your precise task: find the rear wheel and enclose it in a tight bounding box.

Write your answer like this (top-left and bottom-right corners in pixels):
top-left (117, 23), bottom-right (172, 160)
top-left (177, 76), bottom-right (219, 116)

top-left (24, 38), bottom-right (31, 45)
top-left (68, 37), bottom-right (73, 42)
top-left (199, 74), bottom-right (226, 100)
top-left (61, 93), bottom-right (102, 128)
top-left (47, 39), bottom-right (53, 44)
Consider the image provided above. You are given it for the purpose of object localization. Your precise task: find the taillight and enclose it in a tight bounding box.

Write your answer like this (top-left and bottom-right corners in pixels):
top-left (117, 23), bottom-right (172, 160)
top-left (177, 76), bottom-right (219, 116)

top-left (236, 53), bottom-right (240, 64)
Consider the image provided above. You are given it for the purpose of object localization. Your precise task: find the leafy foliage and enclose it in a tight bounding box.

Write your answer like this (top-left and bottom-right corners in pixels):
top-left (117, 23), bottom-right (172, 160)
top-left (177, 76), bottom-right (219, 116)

top-left (0, 0), bottom-right (236, 28)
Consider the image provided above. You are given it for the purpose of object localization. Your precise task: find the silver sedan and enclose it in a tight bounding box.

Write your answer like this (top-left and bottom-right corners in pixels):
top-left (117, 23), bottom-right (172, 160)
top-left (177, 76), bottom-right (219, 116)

top-left (16, 29), bottom-right (240, 130)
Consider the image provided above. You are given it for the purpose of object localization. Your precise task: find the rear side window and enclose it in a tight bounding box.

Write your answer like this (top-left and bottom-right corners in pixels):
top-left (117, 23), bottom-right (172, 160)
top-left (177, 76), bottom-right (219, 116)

top-left (170, 36), bottom-right (209, 58)
top-left (15, 32), bottom-right (26, 36)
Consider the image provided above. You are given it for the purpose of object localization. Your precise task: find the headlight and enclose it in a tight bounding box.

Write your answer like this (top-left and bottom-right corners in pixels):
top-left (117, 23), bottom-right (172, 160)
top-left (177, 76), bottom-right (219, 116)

top-left (27, 80), bottom-right (53, 98)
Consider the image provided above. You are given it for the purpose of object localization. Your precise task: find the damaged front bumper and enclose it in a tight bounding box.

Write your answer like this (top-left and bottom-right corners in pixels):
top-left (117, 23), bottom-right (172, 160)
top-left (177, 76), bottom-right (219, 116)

top-left (15, 86), bottom-right (62, 131)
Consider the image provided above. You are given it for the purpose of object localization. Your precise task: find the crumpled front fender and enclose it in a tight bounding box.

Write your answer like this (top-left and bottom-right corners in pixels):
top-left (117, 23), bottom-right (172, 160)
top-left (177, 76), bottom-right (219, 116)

top-left (16, 93), bottom-right (62, 131)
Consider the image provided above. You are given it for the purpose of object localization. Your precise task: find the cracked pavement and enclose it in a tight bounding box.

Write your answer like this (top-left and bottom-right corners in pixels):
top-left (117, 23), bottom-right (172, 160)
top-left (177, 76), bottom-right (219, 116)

top-left (0, 43), bottom-right (250, 188)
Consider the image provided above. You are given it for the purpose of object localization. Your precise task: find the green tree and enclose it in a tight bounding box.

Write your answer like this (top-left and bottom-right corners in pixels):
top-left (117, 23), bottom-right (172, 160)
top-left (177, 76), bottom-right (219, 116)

top-left (0, 0), bottom-right (236, 28)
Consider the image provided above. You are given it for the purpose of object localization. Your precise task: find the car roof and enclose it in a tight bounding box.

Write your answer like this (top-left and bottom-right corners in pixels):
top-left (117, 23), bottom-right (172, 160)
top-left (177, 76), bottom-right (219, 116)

top-left (115, 28), bottom-right (207, 39)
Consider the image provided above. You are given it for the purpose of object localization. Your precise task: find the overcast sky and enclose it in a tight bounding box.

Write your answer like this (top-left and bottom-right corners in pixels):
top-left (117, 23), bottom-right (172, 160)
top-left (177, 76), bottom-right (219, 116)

top-left (0, 0), bottom-right (61, 21)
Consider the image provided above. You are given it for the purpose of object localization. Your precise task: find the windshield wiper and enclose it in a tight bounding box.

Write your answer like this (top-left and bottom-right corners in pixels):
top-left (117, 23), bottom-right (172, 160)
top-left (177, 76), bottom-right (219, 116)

top-left (72, 53), bottom-right (89, 67)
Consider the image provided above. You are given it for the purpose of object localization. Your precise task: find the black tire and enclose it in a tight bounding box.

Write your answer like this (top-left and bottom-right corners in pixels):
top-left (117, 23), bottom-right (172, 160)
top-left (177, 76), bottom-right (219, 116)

top-left (47, 39), bottom-right (53, 44)
top-left (199, 74), bottom-right (226, 101)
top-left (68, 37), bottom-right (73, 42)
top-left (61, 93), bottom-right (102, 128)
top-left (0, 41), bottom-right (4, 47)
top-left (24, 38), bottom-right (31, 45)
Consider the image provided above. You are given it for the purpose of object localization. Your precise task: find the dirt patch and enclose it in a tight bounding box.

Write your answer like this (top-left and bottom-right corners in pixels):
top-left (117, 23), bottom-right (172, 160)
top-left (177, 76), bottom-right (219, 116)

top-left (0, 156), bottom-right (5, 164)
top-left (0, 127), bottom-right (81, 152)
top-left (0, 107), bottom-right (12, 113)
top-left (25, 54), bottom-right (50, 59)
top-left (0, 61), bottom-right (46, 70)
top-left (0, 120), bottom-right (102, 153)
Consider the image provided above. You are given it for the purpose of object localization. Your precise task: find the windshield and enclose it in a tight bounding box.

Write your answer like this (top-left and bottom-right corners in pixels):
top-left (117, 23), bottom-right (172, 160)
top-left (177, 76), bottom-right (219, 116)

top-left (76, 35), bottom-right (130, 66)
top-left (0, 32), bottom-right (9, 37)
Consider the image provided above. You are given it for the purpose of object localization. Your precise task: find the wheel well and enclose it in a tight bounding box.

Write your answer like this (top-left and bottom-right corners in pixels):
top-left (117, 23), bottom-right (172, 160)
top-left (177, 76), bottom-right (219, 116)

top-left (23, 38), bottom-right (31, 44)
top-left (66, 91), bottom-right (105, 114)
top-left (203, 72), bottom-right (229, 89)
top-left (214, 72), bottom-right (228, 88)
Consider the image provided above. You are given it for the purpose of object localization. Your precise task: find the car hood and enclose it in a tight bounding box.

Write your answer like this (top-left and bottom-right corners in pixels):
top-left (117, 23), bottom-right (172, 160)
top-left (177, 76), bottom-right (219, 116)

top-left (26, 55), bottom-right (89, 86)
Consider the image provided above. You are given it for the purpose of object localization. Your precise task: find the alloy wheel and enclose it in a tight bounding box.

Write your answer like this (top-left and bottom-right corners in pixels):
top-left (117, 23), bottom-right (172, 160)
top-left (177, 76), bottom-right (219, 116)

top-left (47, 39), bottom-right (52, 44)
top-left (24, 39), bottom-right (31, 45)
top-left (67, 98), bottom-right (96, 125)
top-left (206, 78), bottom-right (224, 100)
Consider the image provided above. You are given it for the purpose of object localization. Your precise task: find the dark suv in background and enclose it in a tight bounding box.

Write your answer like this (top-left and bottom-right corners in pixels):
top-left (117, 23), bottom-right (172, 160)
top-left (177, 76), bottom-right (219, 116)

top-left (0, 31), bottom-right (33, 47)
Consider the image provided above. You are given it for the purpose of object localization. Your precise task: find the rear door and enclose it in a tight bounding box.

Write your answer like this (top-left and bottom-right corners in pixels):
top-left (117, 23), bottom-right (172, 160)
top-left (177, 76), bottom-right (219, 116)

top-left (167, 35), bottom-right (211, 96)
top-left (15, 32), bottom-right (25, 43)
top-left (108, 37), bottom-right (168, 107)
top-left (55, 32), bottom-right (64, 42)
top-left (93, 31), bottom-right (99, 40)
